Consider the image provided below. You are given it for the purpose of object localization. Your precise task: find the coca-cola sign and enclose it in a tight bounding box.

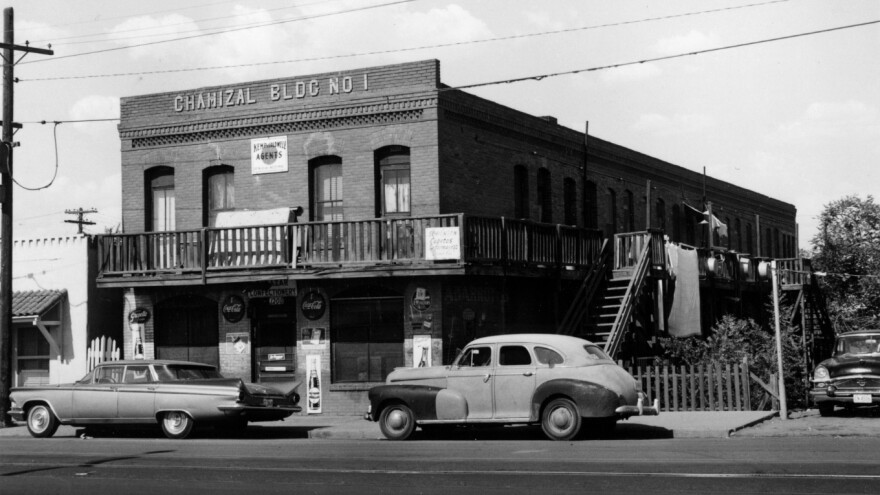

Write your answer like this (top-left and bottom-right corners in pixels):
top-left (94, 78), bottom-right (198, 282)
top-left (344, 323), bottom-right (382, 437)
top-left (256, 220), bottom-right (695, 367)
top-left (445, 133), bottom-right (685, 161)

top-left (301, 291), bottom-right (326, 320)
top-left (221, 295), bottom-right (246, 323)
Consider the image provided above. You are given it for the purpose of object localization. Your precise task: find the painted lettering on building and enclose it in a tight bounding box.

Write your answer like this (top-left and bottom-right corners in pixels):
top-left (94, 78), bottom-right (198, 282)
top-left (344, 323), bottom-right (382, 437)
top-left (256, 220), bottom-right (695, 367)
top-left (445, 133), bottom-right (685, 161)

top-left (173, 74), bottom-right (370, 113)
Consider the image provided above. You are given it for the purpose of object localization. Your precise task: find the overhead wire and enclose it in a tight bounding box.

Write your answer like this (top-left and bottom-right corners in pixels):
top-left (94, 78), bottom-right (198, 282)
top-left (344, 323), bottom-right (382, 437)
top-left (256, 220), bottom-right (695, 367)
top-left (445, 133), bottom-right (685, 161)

top-left (18, 0), bottom-right (418, 65)
top-left (33, 0), bottom-right (350, 46)
top-left (20, 0), bottom-right (794, 81)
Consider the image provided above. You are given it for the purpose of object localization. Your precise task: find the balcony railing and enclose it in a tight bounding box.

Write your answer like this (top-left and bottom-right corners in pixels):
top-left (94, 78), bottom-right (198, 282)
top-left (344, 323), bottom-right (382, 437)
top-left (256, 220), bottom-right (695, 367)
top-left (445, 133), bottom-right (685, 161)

top-left (97, 214), bottom-right (604, 282)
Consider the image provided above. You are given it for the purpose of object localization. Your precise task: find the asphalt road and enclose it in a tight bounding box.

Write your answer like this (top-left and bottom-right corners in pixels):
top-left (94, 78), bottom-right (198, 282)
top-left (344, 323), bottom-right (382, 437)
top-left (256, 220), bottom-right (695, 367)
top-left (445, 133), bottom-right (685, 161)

top-left (2, 428), bottom-right (880, 495)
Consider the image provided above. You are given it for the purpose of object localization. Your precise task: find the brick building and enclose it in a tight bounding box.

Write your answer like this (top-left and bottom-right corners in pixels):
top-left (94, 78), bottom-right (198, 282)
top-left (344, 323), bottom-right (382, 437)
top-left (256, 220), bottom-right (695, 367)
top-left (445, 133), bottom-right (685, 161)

top-left (98, 59), bottom-right (807, 415)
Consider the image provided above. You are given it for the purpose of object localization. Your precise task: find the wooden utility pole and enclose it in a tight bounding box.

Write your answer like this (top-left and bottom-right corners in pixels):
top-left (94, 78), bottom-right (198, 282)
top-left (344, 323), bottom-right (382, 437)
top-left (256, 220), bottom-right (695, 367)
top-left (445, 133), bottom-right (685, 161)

top-left (65, 207), bottom-right (97, 234)
top-left (0, 7), bottom-right (53, 427)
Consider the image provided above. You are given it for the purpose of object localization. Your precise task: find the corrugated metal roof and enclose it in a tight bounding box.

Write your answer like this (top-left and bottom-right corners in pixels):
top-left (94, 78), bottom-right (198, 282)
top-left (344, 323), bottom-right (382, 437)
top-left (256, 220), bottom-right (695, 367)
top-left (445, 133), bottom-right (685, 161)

top-left (12, 290), bottom-right (67, 318)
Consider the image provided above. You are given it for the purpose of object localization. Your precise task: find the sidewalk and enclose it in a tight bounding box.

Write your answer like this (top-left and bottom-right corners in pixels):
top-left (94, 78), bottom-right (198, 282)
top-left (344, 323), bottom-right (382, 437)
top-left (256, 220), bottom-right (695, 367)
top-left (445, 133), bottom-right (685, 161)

top-left (0, 411), bottom-right (778, 440)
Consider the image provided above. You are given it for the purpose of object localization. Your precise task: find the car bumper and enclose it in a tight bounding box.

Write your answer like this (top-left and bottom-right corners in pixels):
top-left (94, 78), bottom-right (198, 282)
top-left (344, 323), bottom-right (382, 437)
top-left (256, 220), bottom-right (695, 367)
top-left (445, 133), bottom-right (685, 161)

top-left (810, 388), bottom-right (880, 406)
top-left (615, 394), bottom-right (660, 418)
top-left (8, 405), bottom-right (25, 422)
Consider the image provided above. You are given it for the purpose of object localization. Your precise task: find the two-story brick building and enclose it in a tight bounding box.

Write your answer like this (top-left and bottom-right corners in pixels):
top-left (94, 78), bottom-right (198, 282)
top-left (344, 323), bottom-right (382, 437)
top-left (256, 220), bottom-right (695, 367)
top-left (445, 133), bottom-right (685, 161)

top-left (99, 59), bottom-right (806, 415)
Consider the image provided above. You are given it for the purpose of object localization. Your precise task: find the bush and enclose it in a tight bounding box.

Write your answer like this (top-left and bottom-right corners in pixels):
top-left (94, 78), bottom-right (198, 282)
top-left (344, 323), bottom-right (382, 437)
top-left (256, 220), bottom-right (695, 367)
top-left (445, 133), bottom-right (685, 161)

top-left (658, 309), bottom-right (809, 410)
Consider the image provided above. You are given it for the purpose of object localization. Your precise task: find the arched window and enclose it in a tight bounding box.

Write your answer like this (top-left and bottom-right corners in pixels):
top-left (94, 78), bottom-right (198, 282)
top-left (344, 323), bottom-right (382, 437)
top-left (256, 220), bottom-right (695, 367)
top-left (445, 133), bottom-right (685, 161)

top-left (514, 165), bottom-right (529, 219)
top-left (735, 218), bottom-right (742, 251)
top-left (537, 168), bottom-right (552, 223)
top-left (624, 190), bottom-right (635, 231)
top-left (746, 223), bottom-right (754, 254)
top-left (656, 198), bottom-right (666, 231)
top-left (203, 165), bottom-right (234, 227)
top-left (310, 156), bottom-right (343, 222)
top-left (607, 189), bottom-right (618, 235)
top-left (671, 204), bottom-right (681, 242)
top-left (375, 146), bottom-right (410, 217)
top-left (563, 178), bottom-right (577, 226)
top-left (585, 180), bottom-right (598, 229)
top-left (146, 166), bottom-right (175, 232)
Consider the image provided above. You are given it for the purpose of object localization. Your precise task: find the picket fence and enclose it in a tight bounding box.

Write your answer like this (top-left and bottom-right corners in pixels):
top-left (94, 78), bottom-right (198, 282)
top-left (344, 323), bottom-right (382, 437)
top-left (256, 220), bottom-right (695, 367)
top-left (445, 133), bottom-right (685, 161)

top-left (87, 336), bottom-right (120, 371)
top-left (622, 357), bottom-right (757, 412)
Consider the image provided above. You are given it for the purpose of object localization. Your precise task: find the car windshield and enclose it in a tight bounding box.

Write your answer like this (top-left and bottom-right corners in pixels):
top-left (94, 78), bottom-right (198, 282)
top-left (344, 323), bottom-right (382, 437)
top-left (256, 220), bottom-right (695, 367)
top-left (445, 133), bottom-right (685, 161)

top-left (156, 364), bottom-right (224, 381)
top-left (584, 345), bottom-right (611, 361)
top-left (836, 334), bottom-right (880, 356)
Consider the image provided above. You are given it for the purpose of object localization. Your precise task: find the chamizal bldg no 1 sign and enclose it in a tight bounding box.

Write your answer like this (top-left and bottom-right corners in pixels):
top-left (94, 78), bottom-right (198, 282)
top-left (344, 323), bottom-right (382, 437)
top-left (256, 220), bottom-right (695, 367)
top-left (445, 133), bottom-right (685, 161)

top-left (251, 136), bottom-right (288, 174)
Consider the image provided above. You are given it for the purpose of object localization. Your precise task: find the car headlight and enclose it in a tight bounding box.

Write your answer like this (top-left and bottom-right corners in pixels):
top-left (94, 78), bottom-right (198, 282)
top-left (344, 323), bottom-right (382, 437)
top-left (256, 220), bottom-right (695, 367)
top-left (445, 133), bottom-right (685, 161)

top-left (813, 366), bottom-right (829, 381)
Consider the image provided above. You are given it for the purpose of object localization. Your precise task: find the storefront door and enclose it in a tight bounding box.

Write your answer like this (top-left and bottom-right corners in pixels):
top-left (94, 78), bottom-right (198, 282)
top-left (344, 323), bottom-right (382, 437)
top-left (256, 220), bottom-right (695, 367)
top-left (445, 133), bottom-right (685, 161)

top-left (251, 299), bottom-right (296, 383)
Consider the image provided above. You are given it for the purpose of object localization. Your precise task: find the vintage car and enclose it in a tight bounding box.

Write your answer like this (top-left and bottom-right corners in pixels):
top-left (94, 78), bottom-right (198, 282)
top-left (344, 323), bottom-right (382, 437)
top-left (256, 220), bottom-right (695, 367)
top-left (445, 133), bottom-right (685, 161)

top-left (810, 330), bottom-right (880, 416)
top-left (364, 334), bottom-right (659, 440)
top-left (9, 360), bottom-right (301, 439)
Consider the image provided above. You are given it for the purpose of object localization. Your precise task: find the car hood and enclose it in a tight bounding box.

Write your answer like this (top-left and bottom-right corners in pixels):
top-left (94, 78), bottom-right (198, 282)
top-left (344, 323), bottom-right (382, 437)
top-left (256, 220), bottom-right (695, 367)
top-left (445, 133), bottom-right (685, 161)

top-left (820, 355), bottom-right (880, 377)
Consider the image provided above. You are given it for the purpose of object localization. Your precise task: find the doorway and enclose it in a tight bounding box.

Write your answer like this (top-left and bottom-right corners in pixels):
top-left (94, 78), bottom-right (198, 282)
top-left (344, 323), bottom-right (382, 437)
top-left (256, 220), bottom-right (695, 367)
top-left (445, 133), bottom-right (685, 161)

top-left (250, 298), bottom-right (297, 383)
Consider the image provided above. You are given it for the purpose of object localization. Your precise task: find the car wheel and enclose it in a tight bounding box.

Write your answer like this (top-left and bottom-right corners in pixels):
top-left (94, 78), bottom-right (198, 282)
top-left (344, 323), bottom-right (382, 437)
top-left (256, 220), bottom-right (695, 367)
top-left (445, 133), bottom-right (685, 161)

top-left (26, 404), bottom-right (59, 438)
top-left (379, 403), bottom-right (415, 440)
top-left (161, 411), bottom-right (194, 439)
top-left (541, 398), bottom-right (582, 441)
top-left (818, 403), bottom-right (834, 417)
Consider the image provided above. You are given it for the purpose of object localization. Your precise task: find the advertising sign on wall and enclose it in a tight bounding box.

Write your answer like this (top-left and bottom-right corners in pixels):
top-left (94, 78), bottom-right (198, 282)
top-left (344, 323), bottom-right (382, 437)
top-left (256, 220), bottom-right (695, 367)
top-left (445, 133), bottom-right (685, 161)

top-left (251, 136), bottom-right (289, 175)
top-left (413, 335), bottom-right (432, 368)
top-left (425, 227), bottom-right (460, 260)
top-left (306, 354), bottom-right (322, 414)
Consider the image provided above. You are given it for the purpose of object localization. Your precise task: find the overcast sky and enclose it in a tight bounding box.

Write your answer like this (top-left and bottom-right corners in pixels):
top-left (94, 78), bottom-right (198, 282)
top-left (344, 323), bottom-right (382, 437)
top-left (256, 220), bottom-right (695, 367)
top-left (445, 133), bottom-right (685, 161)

top-left (4, 0), bottom-right (878, 250)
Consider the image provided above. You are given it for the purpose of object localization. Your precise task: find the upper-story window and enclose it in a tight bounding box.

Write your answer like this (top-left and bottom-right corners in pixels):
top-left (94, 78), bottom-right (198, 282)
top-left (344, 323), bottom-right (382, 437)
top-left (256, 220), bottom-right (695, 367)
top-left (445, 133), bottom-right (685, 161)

top-left (146, 166), bottom-right (175, 232)
top-left (537, 168), bottom-right (552, 223)
top-left (672, 204), bottom-right (681, 242)
top-left (204, 165), bottom-right (234, 227)
top-left (585, 181), bottom-right (598, 229)
top-left (607, 188), bottom-right (618, 235)
top-left (376, 146), bottom-right (410, 217)
top-left (310, 156), bottom-right (343, 222)
top-left (656, 198), bottom-right (666, 231)
top-left (514, 165), bottom-right (529, 219)
top-left (563, 178), bottom-right (577, 226)
top-left (624, 190), bottom-right (635, 231)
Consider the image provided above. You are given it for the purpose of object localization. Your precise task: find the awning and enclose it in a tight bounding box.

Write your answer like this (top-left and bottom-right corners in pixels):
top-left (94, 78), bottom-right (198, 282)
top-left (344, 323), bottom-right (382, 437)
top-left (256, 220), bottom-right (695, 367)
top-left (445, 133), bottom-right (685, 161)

top-left (12, 289), bottom-right (66, 358)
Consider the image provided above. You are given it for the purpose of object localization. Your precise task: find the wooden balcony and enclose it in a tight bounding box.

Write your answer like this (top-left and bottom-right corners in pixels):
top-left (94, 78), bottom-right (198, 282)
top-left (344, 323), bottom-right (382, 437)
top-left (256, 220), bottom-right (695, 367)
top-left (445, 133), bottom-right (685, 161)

top-left (96, 214), bottom-right (604, 288)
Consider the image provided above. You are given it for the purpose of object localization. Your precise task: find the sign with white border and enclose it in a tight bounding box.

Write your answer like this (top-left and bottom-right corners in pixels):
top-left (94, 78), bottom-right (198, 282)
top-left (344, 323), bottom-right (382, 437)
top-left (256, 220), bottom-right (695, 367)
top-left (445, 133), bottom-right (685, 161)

top-left (251, 136), bottom-right (288, 175)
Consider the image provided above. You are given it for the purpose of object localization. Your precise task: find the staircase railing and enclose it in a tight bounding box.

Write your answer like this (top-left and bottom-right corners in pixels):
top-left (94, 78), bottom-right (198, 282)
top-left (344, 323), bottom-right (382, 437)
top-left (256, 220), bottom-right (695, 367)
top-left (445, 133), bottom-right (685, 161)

top-left (604, 240), bottom-right (652, 358)
top-left (557, 239), bottom-right (612, 336)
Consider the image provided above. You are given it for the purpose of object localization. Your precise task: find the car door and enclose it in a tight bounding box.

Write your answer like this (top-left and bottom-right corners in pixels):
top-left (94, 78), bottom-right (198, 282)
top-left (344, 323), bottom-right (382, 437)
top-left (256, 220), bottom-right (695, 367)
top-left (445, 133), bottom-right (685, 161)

top-left (117, 364), bottom-right (157, 421)
top-left (493, 344), bottom-right (537, 420)
top-left (446, 345), bottom-right (494, 420)
top-left (72, 364), bottom-right (122, 420)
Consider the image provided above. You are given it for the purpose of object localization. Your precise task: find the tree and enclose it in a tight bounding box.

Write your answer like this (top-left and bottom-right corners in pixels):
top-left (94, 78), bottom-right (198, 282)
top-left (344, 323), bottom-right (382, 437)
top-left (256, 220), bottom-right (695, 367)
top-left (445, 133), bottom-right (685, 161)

top-left (810, 195), bottom-right (880, 332)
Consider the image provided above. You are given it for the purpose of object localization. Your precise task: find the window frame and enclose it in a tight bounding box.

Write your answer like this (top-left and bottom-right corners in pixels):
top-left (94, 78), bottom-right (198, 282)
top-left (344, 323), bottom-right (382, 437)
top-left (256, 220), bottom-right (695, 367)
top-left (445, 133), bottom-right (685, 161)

top-left (375, 146), bottom-right (411, 218)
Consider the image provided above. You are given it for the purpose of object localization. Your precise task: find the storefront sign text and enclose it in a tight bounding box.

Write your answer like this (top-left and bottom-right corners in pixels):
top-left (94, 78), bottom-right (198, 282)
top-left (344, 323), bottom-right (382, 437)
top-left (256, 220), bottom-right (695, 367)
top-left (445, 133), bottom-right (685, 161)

top-left (173, 74), bottom-right (370, 113)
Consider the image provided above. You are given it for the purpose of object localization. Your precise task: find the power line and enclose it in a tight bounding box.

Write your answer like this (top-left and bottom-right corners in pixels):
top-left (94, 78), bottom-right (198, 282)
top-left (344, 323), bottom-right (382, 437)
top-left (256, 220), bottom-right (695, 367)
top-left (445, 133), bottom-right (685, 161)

top-left (34, 0), bottom-right (346, 46)
top-left (20, 0), bottom-right (793, 82)
top-left (18, 0), bottom-right (417, 65)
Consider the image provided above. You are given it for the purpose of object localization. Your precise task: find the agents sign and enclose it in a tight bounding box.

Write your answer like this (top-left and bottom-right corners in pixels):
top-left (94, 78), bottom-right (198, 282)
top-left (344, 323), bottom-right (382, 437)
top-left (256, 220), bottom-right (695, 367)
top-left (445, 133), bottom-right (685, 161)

top-left (251, 136), bottom-right (288, 175)
top-left (425, 227), bottom-right (460, 261)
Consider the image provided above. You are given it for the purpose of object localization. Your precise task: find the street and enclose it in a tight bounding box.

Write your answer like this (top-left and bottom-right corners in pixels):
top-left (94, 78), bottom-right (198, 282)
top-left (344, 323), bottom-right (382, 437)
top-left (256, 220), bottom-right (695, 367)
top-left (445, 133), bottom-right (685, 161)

top-left (2, 415), bottom-right (880, 495)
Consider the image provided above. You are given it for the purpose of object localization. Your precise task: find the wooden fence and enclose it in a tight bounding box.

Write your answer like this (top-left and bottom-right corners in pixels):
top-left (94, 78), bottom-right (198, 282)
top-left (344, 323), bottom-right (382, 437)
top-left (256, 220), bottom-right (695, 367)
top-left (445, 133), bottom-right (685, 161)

top-left (623, 357), bottom-right (757, 412)
top-left (87, 336), bottom-right (120, 371)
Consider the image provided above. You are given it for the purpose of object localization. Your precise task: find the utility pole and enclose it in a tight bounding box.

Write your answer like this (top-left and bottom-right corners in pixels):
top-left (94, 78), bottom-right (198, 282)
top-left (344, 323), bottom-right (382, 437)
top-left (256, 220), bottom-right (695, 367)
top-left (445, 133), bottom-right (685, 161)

top-left (0, 7), bottom-right (53, 427)
top-left (65, 207), bottom-right (97, 234)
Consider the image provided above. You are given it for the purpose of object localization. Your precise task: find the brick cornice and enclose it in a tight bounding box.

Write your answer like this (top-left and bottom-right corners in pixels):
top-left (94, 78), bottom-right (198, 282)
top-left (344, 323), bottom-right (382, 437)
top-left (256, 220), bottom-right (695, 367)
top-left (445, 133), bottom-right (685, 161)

top-left (122, 97), bottom-right (436, 149)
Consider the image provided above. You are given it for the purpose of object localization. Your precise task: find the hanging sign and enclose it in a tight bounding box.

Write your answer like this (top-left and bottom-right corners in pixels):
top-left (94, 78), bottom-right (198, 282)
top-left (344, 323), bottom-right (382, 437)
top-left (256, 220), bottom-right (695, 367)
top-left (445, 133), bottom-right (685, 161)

top-left (301, 291), bottom-right (326, 320)
top-left (425, 227), bottom-right (460, 260)
top-left (221, 295), bottom-right (246, 323)
top-left (251, 136), bottom-right (289, 175)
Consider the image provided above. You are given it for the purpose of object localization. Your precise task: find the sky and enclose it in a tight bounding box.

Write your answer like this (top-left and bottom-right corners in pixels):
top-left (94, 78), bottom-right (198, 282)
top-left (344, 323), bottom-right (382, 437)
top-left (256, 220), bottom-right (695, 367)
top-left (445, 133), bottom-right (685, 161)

top-left (3, 0), bottom-right (878, 250)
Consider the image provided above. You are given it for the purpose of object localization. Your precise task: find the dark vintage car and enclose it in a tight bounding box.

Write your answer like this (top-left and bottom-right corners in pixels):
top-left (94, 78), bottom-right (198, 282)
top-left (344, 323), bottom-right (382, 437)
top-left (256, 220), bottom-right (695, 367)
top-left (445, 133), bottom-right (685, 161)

top-left (9, 360), bottom-right (301, 439)
top-left (364, 334), bottom-right (659, 440)
top-left (811, 330), bottom-right (880, 416)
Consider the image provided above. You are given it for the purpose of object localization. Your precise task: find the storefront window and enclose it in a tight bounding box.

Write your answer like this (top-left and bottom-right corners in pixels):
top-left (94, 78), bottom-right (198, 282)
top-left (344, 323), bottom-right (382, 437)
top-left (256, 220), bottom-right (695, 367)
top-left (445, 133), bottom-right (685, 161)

top-left (331, 295), bottom-right (403, 383)
top-left (16, 328), bottom-right (50, 387)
